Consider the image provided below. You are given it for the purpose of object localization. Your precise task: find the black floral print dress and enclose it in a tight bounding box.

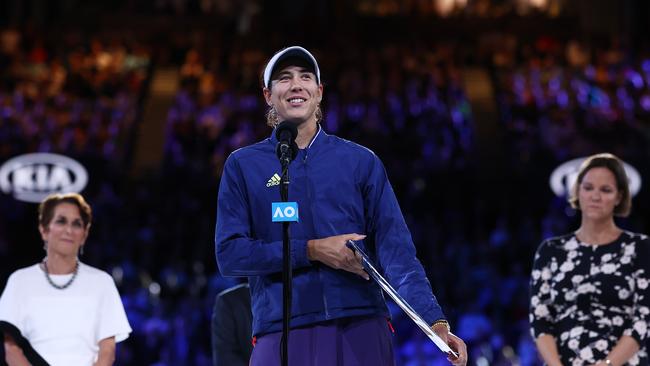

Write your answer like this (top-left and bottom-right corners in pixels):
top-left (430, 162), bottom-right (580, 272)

top-left (529, 231), bottom-right (649, 365)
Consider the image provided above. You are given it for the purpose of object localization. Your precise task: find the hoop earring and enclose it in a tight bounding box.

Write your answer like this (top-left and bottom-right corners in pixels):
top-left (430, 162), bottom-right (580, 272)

top-left (266, 107), bottom-right (279, 127)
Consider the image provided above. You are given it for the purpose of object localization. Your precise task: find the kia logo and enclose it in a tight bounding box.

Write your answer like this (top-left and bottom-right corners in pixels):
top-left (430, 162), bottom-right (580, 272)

top-left (550, 157), bottom-right (641, 197)
top-left (0, 153), bottom-right (89, 203)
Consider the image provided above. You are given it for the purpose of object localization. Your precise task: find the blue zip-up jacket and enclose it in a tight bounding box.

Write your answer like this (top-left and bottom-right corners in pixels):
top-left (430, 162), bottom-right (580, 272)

top-left (215, 126), bottom-right (445, 336)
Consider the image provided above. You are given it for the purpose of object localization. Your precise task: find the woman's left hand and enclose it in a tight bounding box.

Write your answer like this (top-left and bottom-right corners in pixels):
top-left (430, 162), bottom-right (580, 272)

top-left (446, 332), bottom-right (468, 366)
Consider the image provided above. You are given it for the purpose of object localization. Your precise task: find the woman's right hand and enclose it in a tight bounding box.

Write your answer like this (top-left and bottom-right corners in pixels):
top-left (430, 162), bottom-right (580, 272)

top-left (534, 334), bottom-right (563, 366)
top-left (4, 334), bottom-right (31, 366)
top-left (307, 233), bottom-right (369, 280)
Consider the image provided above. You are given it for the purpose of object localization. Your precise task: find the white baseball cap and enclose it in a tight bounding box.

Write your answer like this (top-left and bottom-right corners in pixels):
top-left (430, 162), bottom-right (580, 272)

top-left (263, 46), bottom-right (321, 88)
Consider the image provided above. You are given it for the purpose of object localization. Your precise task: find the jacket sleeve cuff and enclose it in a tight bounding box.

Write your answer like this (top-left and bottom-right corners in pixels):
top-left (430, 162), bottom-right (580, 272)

top-left (422, 307), bottom-right (446, 326)
top-left (292, 239), bottom-right (312, 268)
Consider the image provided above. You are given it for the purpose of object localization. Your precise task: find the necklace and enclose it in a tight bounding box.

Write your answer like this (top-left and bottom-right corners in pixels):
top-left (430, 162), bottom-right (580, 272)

top-left (42, 260), bottom-right (79, 290)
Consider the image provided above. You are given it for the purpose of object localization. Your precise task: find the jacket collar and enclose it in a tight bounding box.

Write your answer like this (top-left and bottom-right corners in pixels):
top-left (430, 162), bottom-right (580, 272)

top-left (269, 123), bottom-right (324, 150)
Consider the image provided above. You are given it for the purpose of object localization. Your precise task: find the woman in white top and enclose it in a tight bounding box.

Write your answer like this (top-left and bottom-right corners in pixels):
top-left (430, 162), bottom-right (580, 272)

top-left (0, 193), bottom-right (132, 366)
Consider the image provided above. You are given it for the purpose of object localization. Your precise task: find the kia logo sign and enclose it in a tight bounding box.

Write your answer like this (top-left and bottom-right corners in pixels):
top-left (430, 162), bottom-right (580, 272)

top-left (0, 153), bottom-right (89, 203)
top-left (550, 157), bottom-right (641, 197)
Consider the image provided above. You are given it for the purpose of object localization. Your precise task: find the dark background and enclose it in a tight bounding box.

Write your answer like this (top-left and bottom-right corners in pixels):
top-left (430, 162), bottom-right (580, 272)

top-left (1, 0), bottom-right (649, 364)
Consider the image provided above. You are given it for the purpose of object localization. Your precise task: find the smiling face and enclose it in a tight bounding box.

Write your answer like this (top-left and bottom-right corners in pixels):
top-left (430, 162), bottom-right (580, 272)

top-left (577, 167), bottom-right (621, 221)
top-left (263, 59), bottom-right (323, 127)
top-left (40, 202), bottom-right (89, 258)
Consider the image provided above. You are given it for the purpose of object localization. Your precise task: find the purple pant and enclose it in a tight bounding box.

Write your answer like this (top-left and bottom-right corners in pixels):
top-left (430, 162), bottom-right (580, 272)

top-left (249, 316), bottom-right (396, 366)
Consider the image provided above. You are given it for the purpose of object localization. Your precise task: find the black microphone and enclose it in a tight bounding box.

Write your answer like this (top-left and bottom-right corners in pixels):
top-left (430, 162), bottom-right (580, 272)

top-left (275, 121), bottom-right (299, 164)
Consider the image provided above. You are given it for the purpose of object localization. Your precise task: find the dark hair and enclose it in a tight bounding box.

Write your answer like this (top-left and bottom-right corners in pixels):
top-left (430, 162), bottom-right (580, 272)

top-left (568, 153), bottom-right (631, 217)
top-left (38, 193), bottom-right (92, 229)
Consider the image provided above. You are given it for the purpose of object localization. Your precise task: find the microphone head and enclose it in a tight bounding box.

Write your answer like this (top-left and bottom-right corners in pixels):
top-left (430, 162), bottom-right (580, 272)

top-left (275, 120), bottom-right (298, 142)
top-left (275, 121), bottom-right (299, 162)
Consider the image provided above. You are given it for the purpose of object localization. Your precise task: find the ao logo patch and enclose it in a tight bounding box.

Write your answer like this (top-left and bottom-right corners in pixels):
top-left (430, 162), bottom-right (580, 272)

top-left (272, 202), bottom-right (299, 222)
top-left (0, 153), bottom-right (89, 203)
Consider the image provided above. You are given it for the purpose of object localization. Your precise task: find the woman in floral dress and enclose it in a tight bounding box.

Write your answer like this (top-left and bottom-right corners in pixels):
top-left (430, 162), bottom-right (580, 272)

top-left (530, 153), bottom-right (649, 366)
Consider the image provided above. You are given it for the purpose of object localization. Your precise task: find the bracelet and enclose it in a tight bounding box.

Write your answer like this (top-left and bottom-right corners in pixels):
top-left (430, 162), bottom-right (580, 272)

top-left (431, 319), bottom-right (451, 333)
